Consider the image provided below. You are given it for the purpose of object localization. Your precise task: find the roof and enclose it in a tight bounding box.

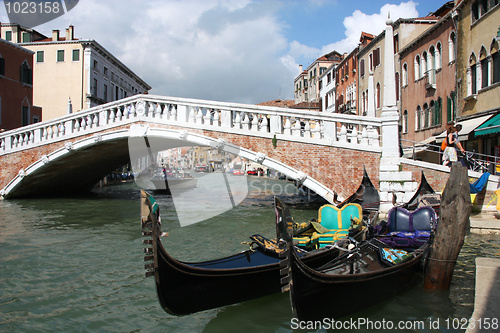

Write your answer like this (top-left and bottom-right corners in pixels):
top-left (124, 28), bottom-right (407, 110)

top-left (0, 37), bottom-right (34, 54)
top-left (289, 101), bottom-right (319, 110)
top-left (257, 99), bottom-right (295, 108)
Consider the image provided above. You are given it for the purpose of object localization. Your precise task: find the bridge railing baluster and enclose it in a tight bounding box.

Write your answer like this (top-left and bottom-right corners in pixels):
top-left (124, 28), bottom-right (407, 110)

top-left (0, 94), bottom-right (386, 156)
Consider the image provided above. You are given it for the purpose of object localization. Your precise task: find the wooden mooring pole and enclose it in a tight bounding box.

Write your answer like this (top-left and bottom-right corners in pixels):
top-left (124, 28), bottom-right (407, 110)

top-left (424, 162), bottom-right (471, 290)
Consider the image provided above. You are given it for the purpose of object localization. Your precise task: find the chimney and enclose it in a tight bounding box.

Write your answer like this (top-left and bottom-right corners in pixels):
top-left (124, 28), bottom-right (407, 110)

top-left (52, 29), bottom-right (60, 41)
top-left (299, 65), bottom-right (303, 72)
top-left (65, 25), bottom-right (74, 40)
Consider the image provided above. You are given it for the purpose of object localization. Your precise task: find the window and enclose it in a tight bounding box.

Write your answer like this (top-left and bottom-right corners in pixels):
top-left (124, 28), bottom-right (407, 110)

top-left (402, 110), bottom-right (408, 133)
top-left (423, 103), bottom-right (429, 128)
top-left (36, 51), bottom-right (44, 63)
top-left (22, 105), bottom-right (29, 126)
top-left (22, 32), bottom-right (30, 43)
top-left (436, 42), bottom-right (442, 70)
top-left (93, 59), bottom-right (98, 69)
top-left (72, 49), bottom-right (79, 61)
top-left (394, 34), bottom-right (399, 54)
top-left (422, 51), bottom-right (428, 75)
top-left (402, 63), bottom-right (408, 86)
top-left (492, 44), bottom-right (500, 84)
top-left (93, 78), bottom-right (98, 96)
top-left (5, 31), bottom-right (12, 41)
top-left (416, 106), bottom-right (421, 130)
top-left (395, 72), bottom-right (400, 102)
top-left (449, 31), bottom-right (456, 63)
top-left (415, 55), bottom-right (421, 80)
top-left (470, 53), bottom-right (478, 94)
top-left (369, 53), bottom-right (373, 71)
top-left (104, 84), bottom-right (108, 102)
top-left (0, 57), bottom-right (4, 76)
top-left (373, 48), bottom-right (381, 67)
top-left (57, 50), bottom-right (64, 62)
top-left (360, 59), bottom-right (365, 77)
top-left (20, 61), bottom-right (32, 85)
top-left (104, 67), bottom-right (108, 76)
top-left (447, 92), bottom-right (456, 122)
top-left (480, 47), bottom-right (489, 88)
top-left (376, 82), bottom-right (381, 109)
top-left (471, 0), bottom-right (497, 23)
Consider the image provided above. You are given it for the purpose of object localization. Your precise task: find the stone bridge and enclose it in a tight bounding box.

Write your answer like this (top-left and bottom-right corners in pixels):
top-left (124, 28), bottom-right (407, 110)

top-left (0, 94), bottom-right (498, 212)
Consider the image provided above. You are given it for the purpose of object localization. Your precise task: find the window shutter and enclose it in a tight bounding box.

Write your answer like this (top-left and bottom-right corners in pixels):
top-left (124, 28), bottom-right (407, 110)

top-left (360, 59), bottom-right (365, 76)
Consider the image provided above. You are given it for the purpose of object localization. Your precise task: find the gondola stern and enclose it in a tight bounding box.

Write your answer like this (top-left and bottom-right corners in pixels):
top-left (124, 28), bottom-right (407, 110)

top-left (141, 190), bottom-right (162, 278)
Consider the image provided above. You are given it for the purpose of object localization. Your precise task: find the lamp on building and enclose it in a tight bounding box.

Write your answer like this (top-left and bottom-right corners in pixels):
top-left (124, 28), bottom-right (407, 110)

top-left (67, 97), bottom-right (73, 114)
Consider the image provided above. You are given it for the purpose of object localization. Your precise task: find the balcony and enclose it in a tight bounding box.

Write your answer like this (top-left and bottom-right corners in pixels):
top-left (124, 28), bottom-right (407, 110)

top-left (424, 69), bottom-right (436, 90)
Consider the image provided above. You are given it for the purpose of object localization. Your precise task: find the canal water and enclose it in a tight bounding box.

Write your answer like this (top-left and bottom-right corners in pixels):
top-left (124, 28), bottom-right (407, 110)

top-left (1, 177), bottom-right (499, 332)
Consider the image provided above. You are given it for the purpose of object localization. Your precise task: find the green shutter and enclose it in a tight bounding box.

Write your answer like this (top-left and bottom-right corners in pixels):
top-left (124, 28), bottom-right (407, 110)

top-left (447, 97), bottom-right (452, 123)
top-left (36, 51), bottom-right (44, 63)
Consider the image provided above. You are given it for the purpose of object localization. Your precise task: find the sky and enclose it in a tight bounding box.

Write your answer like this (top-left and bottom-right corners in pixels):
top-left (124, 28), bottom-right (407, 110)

top-left (0, 0), bottom-right (443, 104)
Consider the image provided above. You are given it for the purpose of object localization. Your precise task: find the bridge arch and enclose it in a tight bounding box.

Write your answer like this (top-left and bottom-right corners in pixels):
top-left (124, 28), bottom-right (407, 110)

top-left (1, 125), bottom-right (336, 202)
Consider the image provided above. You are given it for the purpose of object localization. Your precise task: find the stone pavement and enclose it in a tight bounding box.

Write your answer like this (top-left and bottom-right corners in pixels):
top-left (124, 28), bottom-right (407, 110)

top-left (469, 212), bottom-right (500, 234)
top-left (466, 212), bottom-right (500, 333)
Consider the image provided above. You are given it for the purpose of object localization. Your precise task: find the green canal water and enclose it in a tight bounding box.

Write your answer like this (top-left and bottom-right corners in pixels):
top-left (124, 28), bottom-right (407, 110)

top-left (0, 177), bottom-right (499, 332)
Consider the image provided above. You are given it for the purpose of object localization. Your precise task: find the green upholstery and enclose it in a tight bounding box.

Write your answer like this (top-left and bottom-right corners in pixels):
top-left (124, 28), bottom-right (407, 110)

top-left (294, 203), bottom-right (363, 249)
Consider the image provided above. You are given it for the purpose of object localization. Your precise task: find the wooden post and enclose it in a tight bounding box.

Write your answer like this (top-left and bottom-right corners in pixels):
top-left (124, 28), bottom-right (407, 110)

top-left (424, 162), bottom-right (471, 290)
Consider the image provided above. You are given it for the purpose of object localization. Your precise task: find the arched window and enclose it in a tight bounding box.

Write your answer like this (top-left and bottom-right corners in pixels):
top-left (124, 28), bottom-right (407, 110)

top-left (492, 39), bottom-right (500, 84)
top-left (395, 72), bottom-right (400, 102)
top-left (429, 46), bottom-right (436, 84)
top-left (376, 82), bottom-right (381, 109)
top-left (422, 51), bottom-right (428, 76)
top-left (436, 42), bottom-right (442, 70)
top-left (402, 63), bottom-right (408, 86)
top-left (480, 46), bottom-right (489, 88)
top-left (469, 53), bottom-right (477, 95)
top-left (402, 110), bottom-right (408, 133)
top-left (449, 31), bottom-right (456, 63)
top-left (423, 102), bottom-right (429, 128)
top-left (429, 100), bottom-right (435, 126)
top-left (20, 60), bottom-right (32, 85)
top-left (415, 106), bottom-right (421, 131)
top-left (415, 55), bottom-right (421, 80)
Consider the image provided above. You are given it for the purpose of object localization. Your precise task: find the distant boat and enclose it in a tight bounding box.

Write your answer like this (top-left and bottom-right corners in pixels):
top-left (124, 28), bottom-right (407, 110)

top-left (136, 169), bottom-right (197, 194)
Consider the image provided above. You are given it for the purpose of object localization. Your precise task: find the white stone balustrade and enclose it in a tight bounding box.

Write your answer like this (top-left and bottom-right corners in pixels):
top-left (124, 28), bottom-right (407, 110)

top-left (0, 94), bottom-right (384, 155)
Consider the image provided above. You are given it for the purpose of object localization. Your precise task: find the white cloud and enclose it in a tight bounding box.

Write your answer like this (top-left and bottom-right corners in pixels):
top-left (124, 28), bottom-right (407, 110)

top-left (321, 1), bottom-right (420, 54)
top-left (0, 0), bottom-right (422, 104)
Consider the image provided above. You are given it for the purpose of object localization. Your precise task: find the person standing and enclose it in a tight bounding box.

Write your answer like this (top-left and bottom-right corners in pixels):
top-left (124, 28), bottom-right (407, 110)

top-left (442, 125), bottom-right (465, 167)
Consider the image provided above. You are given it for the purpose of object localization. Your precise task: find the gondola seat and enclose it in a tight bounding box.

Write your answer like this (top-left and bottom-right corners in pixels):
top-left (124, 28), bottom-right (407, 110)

top-left (294, 203), bottom-right (363, 249)
top-left (377, 206), bottom-right (436, 248)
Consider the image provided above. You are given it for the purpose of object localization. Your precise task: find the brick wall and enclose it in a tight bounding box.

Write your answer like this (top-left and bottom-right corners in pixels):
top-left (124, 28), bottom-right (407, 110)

top-left (0, 123), bottom-right (381, 199)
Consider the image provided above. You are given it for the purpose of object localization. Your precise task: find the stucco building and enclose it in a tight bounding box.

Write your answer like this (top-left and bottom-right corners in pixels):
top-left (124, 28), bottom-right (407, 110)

top-left (1, 23), bottom-right (151, 121)
top-left (399, 4), bottom-right (456, 151)
top-left (357, 16), bottom-right (441, 119)
top-left (294, 51), bottom-right (343, 104)
top-left (455, 0), bottom-right (500, 157)
top-left (318, 63), bottom-right (337, 112)
top-left (336, 33), bottom-right (374, 115)
top-left (0, 38), bottom-right (42, 130)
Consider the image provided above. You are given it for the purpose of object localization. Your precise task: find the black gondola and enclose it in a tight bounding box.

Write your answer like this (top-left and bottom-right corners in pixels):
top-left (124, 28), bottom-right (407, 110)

top-left (140, 170), bottom-right (380, 316)
top-left (336, 168), bottom-right (380, 214)
top-left (278, 197), bottom-right (436, 322)
top-left (401, 171), bottom-right (440, 212)
top-left (141, 190), bottom-right (350, 316)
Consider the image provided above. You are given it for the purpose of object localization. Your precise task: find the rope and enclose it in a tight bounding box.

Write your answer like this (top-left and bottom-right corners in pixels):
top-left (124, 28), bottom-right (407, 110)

top-left (427, 257), bottom-right (457, 264)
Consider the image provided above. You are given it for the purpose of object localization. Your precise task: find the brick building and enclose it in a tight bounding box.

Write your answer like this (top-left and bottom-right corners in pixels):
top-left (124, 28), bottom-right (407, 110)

top-left (0, 38), bottom-right (42, 130)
